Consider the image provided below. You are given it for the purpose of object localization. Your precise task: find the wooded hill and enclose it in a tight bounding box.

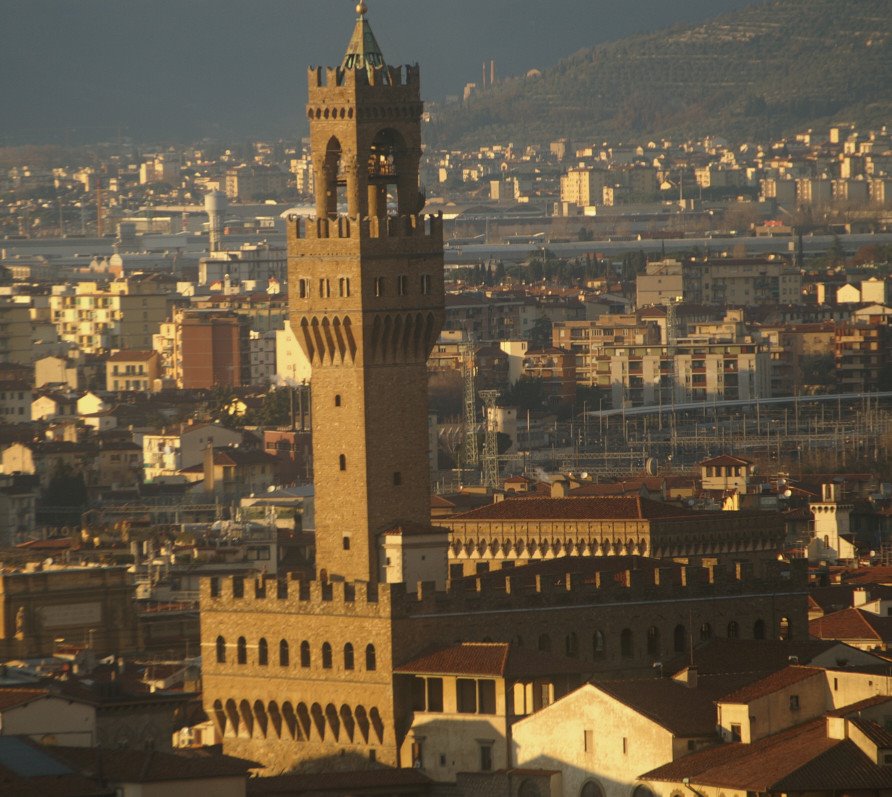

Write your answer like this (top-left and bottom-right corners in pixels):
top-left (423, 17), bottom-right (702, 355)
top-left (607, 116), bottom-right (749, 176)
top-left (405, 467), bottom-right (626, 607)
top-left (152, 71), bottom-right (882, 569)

top-left (430, 0), bottom-right (892, 146)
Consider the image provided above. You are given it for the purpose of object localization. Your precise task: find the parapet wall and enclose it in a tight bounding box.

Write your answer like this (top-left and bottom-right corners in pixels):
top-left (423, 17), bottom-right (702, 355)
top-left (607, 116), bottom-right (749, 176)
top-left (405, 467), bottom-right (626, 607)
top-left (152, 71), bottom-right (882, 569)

top-left (286, 213), bottom-right (443, 255)
top-left (201, 558), bottom-right (807, 620)
top-left (308, 63), bottom-right (421, 92)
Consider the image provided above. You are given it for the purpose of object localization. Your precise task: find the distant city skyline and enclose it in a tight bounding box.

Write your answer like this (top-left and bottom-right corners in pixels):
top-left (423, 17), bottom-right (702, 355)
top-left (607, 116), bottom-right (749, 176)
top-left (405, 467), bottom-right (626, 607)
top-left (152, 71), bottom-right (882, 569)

top-left (1, 0), bottom-right (756, 144)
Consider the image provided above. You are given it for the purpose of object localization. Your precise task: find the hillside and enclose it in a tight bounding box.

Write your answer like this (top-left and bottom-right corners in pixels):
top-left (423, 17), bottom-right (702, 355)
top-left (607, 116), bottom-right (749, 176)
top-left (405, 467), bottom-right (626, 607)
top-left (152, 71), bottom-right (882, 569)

top-left (431, 0), bottom-right (892, 146)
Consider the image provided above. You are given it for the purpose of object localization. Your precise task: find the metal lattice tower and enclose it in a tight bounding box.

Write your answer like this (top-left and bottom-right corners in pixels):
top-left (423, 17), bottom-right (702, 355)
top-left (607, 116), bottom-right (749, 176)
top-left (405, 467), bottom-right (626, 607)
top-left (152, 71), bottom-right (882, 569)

top-left (479, 389), bottom-right (501, 488)
top-left (462, 344), bottom-right (479, 466)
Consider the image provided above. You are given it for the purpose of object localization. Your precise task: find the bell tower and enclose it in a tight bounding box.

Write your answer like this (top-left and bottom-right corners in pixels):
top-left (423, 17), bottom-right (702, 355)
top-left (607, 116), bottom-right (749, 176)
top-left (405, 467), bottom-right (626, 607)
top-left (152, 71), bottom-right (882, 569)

top-left (288, 2), bottom-right (445, 583)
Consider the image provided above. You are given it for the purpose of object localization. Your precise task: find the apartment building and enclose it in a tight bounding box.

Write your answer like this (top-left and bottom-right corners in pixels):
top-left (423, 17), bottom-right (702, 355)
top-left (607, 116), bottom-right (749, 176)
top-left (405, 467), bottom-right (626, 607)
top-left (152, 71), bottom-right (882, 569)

top-left (596, 337), bottom-right (770, 408)
top-left (835, 322), bottom-right (891, 394)
top-left (554, 315), bottom-right (661, 386)
top-left (49, 279), bottom-right (174, 354)
top-left (106, 350), bottom-right (161, 392)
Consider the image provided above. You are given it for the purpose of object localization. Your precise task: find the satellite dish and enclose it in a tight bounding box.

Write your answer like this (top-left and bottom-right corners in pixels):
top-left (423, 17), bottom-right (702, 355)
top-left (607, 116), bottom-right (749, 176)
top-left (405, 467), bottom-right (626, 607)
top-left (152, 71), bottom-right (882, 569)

top-left (645, 458), bottom-right (658, 476)
top-left (783, 489), bottom-right (793, 498)
top-left (580, 472), bottom-right (589, 480)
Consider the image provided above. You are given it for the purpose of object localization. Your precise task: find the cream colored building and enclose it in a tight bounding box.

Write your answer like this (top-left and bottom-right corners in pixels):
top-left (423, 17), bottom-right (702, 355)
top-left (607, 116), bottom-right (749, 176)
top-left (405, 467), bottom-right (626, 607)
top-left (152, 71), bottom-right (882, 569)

top-left (106, 349), bottom-right (161, 392)
top-left (49, 279), bottom-right (174, 354)
top-left (513, 678), bottom-right (718, 797)
top-left (807, 482), bottom-right (857, 564)
top-left (560, 168), bottom-right (607, 210)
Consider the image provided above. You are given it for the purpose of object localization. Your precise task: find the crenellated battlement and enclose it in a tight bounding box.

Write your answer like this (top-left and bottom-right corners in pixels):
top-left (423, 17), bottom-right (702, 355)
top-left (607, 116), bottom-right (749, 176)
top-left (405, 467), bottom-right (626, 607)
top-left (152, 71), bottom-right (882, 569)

top-left (286, 213), bottom-right (443, 244)
top-left (201, 558), bottom-right (807, 619)
top-left (308, 63), bottom-right (420, 91)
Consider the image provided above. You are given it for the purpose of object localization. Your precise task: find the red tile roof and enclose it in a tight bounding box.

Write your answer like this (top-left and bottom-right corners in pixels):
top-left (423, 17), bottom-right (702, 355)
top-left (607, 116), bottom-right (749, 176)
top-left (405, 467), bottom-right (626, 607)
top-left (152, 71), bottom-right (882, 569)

top-left (718, 666), bottom-right (824, 704)
top-left (644, 718), bottom-right (892, 790)
top-left (809, 607), bottom-right (892, 643)
top-left (394, 642), bottom-right (589, 679)
top-left (700, 454), bottom-right (753, 467)
top-left (593, 679), bottom-right (721, 737)
top-left (0, 688), bottom-right (49, 711)
top-left (450, 495), bottom-right (695, 521)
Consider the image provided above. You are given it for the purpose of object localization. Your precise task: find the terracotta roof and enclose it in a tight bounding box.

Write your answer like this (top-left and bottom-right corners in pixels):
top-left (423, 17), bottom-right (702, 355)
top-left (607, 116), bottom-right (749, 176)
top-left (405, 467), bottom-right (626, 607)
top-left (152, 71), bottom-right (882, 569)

top-left (379, 521), bottom-right (449, 537)
top-left (450, 495), bottom-right (695, 521)
top-left (825, 694), bottom-right (892, 717)
top-left (809, 584), bottom-right (892, 614)
top-left (394, 642), bottom-right (589, 679)
top-left (810, 607), bottom-right (892, 643)
top-left (851, 716), bottom-right (892, 748)
top-left (644, 718), bottom-right (892, 790)
top-left (841, 567), bottom-right (892, 586)
top-left (0, 688), bottom-right (49, 711)
top-left (718, 666), bottom-right (824, 704)
top-left (593, 679), bottom-right (720, 737)
top-left (664, 639), bottom-right (842, 678)
top-left (700, 454), bottom-right (753, 467)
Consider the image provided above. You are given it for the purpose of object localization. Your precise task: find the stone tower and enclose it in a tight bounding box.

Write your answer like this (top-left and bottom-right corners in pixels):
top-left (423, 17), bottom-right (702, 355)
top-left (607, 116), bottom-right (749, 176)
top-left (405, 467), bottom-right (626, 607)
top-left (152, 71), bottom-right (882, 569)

top-left (288, 2), bottom-right (444, 583)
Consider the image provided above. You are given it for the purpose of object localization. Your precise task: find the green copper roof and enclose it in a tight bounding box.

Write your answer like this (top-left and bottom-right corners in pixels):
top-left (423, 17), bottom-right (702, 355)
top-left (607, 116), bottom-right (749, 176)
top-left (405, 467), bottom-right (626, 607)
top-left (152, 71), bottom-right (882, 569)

top-left (341, 6), bottom-right (387, 74)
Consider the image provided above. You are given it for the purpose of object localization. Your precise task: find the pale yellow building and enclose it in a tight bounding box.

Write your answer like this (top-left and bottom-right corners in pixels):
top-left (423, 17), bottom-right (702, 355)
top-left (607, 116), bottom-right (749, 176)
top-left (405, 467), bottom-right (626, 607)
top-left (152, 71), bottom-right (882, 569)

top-left (49, 279), bottom-right (174, 354)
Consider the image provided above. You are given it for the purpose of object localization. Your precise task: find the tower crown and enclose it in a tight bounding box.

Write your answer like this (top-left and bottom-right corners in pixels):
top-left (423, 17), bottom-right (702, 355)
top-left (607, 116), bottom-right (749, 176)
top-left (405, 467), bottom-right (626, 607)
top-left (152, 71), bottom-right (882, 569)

top-left (342, 1), bottom-right (388, 78)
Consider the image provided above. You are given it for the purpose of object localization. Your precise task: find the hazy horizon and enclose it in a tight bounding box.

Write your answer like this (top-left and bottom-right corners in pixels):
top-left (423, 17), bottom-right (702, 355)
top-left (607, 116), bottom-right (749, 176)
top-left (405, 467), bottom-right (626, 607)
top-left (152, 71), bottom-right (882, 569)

top-left (1, 0), bottom-right (757, 145)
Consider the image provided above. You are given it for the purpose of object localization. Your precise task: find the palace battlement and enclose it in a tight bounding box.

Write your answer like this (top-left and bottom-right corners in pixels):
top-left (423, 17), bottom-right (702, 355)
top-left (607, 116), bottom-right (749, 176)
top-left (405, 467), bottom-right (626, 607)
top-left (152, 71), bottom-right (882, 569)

top-left (308, 63), bottom-right (420, 92)
top-left (202, 558), bottom-right (807, 619)
top-left (287, 213), bottom-right (443, 245)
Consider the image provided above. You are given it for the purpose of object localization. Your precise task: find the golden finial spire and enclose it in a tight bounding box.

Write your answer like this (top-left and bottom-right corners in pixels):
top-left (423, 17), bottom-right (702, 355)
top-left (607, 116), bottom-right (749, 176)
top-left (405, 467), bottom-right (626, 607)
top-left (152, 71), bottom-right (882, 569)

top-left (356, 1), bottom-right (368, 17)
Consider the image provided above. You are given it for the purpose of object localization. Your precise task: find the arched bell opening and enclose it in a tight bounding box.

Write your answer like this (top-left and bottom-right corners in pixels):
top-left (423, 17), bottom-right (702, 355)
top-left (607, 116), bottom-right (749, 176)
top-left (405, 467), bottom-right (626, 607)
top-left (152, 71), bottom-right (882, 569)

top-left (367, 128), bottom-right (419, 218)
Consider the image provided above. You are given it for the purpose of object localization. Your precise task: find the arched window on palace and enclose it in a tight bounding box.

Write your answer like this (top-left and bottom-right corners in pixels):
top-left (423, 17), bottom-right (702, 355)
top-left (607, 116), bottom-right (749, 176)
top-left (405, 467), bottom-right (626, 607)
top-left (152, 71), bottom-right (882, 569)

top-left (322, 642), bottom-right (333, 669)
top-left (279, 639), bottom-right (290, 667)
top-left (300, 641), bottom-right (311, 668)
top-left (620, 628), bottom-right (633, 658)
top-left (366, 644), bottom-right (377, 671)
top-left (216, 636), bottom-right (226, 663)
top-left (237, 636), bottom-right (247, 665)
top-left (344, 642), bottom-right (355, 670)
top-left (258, 638), bottom-right (269, 666)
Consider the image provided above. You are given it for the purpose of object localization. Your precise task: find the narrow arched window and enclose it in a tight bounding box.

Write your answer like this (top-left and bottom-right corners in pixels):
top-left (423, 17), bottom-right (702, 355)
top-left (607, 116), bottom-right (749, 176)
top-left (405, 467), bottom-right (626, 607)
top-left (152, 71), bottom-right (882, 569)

top-left (237, 636), bottom-right (247, 665)
top-left (279, 639), bottom-right (290, 667)
top-left (339, 454), bottom-right (346, 471)
top-left (727, 621), bottom-right (740, 639)
top-left (322, 642), bottom-right (332, 669)
top-left (673, 624), bottom-right (686, 653)
top-left (344, 643), bottom-right (354, 670)
top-left (258, 637), bottom-right (268, 666)
top-left (646, 626), bottom-right (660, 658)
top-left (216, 635), bottom-right (226, 663)
top-left (593, 630), bottom-right (605, 657)
top-left (334, 394), bottom-right (341, 407)
top-left (779, 616), bottom-right (792, 641)
top-left (620, 628), bottom-right (633, 658)
top-left (366, 644), bottom-right (377, 671)
top-left (565, 632), bottom-right (578, 657)
top-left (300, 640), bottom-right (311, 668)
top-left (538, 634), bottom-right (551, 653)
top-left (754, 619), bottom-right (766, 640)
top-left (700, 623), bottom-right (712, 642)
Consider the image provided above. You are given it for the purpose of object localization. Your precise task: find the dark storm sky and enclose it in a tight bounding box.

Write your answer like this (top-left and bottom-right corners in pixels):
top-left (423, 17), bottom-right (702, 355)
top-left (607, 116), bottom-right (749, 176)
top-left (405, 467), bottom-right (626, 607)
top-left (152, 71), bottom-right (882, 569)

top-left (0, 0), bottom-right (757, 144)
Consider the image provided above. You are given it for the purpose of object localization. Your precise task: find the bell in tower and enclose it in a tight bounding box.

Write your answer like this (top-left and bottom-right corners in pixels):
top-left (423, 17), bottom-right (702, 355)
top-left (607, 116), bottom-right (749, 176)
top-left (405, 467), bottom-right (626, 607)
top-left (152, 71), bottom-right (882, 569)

top-left (287, 2), bottom-right (446, 584)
